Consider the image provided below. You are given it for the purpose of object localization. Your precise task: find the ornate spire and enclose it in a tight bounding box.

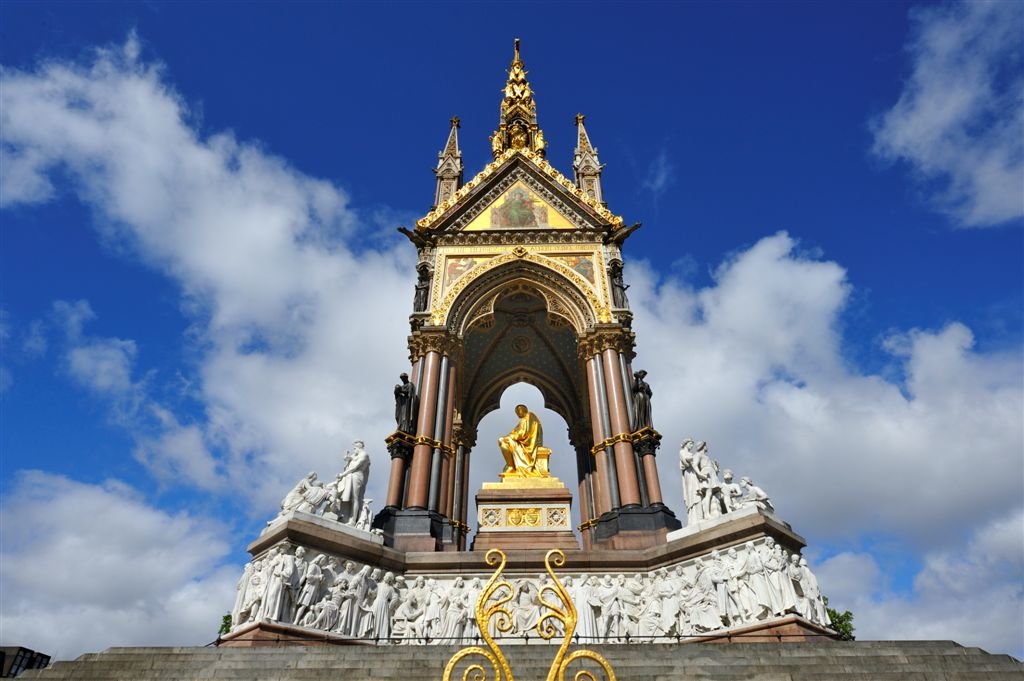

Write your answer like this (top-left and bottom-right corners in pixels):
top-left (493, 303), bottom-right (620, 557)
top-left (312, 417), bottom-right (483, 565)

top-left (434, 116), bottom-right (463, 207)
top-left (490, 38), bottom-right (546, 159)
top-left (573, 113), bottom-right (605, 204)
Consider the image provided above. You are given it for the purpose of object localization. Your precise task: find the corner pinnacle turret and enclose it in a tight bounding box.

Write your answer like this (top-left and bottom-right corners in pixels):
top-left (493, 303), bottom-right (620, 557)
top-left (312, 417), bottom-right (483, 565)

top-left (434, 116), bottom-right (463, 207)
top-left (490, 38), bottom-right (546, 159)
top-left (573, 113), bottom-right (605, 204)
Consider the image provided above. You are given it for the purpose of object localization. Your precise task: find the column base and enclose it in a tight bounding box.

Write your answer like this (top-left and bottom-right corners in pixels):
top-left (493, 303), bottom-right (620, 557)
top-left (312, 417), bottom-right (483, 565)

top-left (592, 504), bottom-right (682, 550)
top-left (372, 507), bottom-right (449, 552)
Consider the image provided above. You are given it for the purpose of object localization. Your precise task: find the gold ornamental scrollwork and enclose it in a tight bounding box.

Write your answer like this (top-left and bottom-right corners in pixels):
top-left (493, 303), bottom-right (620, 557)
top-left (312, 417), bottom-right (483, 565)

top-left (442, 548), bottom-right (617, 681)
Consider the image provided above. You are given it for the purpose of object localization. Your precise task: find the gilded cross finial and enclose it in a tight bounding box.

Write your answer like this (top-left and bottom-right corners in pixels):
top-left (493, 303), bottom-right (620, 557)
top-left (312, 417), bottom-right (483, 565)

top-left (492, 39), bottom-right (545, 159)
top-left (450, 116), bottom-right (461, 129)
top-left (575, 113), bottom-right (585, 126)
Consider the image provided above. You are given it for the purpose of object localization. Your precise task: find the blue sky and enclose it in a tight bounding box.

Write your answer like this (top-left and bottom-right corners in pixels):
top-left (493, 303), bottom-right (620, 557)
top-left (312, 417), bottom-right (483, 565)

top-left (1, 0), bottom-right (1022, 660)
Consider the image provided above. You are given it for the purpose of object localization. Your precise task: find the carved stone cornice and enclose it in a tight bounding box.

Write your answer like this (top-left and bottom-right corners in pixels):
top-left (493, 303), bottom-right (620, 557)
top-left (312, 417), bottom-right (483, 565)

top-left (577, 326), bottom-right (635, 360)
top-left (407, 328), bottom-right (463, 361)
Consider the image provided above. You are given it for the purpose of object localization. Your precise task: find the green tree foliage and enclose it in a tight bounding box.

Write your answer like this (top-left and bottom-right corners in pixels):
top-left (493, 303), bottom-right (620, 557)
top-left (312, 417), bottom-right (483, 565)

top-left (823, 596), bottom-right (855, 641)
top-left (219, 613), bottom-right (232, 636)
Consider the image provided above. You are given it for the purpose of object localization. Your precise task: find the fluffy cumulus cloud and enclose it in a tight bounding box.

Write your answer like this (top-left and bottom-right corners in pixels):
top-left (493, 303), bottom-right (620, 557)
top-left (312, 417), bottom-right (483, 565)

top-left (0, 471), bottom-right (238, 660)
top-left (817, 508), bottom-right (1024, 656)
top-left (871, 0), bottom-right (1024, 227)
top-left (2, 35), bottom-right (1022, 660)
top-left (627, 232), bottom-right (1023, 654)
top-left (0, 36), bottom-right (414, 510)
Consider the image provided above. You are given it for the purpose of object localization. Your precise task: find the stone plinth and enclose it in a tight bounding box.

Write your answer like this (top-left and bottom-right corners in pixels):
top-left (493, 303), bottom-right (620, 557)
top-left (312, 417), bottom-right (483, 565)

top-left (471, 477), bottom-right (579, 551)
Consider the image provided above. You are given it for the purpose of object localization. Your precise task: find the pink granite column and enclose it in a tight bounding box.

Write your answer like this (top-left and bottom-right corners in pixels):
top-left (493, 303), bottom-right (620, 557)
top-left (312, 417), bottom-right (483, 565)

top-left (406, 351), bottom-right (441, 510)
top-left (585, 356), bottom-right (611, 516)
top-left (602, 348), bottom-right (642, 507)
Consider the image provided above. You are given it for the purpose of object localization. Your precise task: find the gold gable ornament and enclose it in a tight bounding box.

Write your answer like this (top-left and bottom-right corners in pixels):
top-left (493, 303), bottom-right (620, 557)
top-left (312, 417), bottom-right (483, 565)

top-left (442, 548), bottom-right (618, 681)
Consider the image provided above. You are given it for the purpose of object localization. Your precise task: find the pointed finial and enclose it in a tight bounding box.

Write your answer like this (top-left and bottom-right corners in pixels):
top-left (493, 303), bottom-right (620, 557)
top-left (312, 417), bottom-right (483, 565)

top-left (450, 116), bottom-right (461, 129)
top-left (514, 38), bottom-right (521, 63)
top-left (575, 113), bottom-right (585, 126)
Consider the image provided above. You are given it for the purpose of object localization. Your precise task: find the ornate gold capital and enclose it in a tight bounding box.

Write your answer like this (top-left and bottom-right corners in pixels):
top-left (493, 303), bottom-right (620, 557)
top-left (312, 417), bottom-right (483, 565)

top-left (407, 329), bottom-right (463, 361)
top-left (577, 327), bottom-right (635, 360)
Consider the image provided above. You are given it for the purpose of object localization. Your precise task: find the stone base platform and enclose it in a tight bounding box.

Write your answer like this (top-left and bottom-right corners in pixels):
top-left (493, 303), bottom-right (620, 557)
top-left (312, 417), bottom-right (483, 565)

top-left (471, 478), bottom-right (579, 552)
top-left (250, 505), bottom-right (806, 574)
top-left (24, 640), bottom-right (1024, 680)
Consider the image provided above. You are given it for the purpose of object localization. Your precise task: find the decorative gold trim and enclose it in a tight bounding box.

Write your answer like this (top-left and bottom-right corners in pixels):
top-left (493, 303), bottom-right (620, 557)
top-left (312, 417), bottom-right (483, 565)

top-left (416, 148), bottom-right (624, 231)
top-left (589, 432), bottom-right (633, 457)
top-left (441, 549), bottom-right (617, 681)
top-left (412, 435), bottom-right (456, 456)
top-left (431, 249), bottom-right (610, 328)
top-left (577, 328), bottom-right (636, 360)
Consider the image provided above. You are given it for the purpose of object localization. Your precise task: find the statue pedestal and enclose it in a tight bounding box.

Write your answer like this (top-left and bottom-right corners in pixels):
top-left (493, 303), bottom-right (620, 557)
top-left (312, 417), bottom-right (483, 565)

top-left (471, 478), bottom-right (579, 552)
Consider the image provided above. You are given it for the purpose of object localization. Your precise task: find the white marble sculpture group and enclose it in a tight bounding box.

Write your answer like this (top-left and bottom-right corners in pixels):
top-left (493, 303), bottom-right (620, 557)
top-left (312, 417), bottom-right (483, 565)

top-left (678, 439), bottom-right (774, 526)
top-left (273, 440), bottom-right (374, 530)
top-left (229, 536), bottom-right (831, 642)
top-left (230, 435), bottom-right (833, 643)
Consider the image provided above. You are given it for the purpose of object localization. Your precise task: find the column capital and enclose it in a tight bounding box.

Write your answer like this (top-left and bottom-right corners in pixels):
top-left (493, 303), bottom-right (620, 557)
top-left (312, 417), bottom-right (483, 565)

top-left (577, 326), bottom-right (635, 360)
top-left (407, 328), bottom-right (462, 361)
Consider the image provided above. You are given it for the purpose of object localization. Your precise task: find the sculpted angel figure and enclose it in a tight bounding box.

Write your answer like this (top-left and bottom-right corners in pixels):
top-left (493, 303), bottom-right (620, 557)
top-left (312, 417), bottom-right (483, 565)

top-left (498, 404), bottom-right (548, 478)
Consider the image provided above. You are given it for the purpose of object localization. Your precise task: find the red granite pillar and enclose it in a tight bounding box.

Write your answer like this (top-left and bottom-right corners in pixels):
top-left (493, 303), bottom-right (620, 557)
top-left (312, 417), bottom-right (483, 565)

top-left (406, 351), bottom-right (441, 510)
top-left (602, 348), bottom-right (642, 507)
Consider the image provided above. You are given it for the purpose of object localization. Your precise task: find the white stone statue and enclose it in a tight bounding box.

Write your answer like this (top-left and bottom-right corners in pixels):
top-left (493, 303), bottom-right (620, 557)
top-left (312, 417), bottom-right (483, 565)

top-left (394, 589), bottom-right (424, 643)
top-left (259, 547), bottom-right (296, 623)
top-left (511, 579), bottom-right (540, 635)
top-left (576, 576), bottom-right (601, 641)
top-left (741, 476), bottom-right (775, 513)
top-left (720, 469), bottom-right (743, 514)
top-left (278, 472), bottom-right (331, 517)
top-left (334, 441), bottom-right (371, 525)
top-left (678, 439), bottom-right (704, 525)
top-left (355, 498), bottom-right (374, 531)
top-left (422, 578), bottom-right (443, 641)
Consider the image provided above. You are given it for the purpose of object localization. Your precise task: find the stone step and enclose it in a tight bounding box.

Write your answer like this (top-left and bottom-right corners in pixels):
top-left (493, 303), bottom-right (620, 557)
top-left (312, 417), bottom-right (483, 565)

top-left (21, 642), bottom-right (1024, 681)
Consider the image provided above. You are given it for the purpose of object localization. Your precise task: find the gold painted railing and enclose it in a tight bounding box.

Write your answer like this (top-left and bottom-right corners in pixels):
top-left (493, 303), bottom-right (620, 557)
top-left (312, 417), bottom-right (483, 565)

top-left (442, 548), bottom-right (617, 681)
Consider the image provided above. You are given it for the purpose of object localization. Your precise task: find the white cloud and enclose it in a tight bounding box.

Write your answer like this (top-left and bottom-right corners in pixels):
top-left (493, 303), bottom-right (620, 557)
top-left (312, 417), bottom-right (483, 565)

top-left (871, 0), bottom-right (1024, 227)
top-left (1, 37), bottom-right (414, 510)
top-left (629, 232), bottom-right (1022, 548)
top-left (0, 471), bottom-right (237, 660)
top-left (817, 508), bottom-right (1024, 657)
top-left (642, 148), bottom-right (675, 198)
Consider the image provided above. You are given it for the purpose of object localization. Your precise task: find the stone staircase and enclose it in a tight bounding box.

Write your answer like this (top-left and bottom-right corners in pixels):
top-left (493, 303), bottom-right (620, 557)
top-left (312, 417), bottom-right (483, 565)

top-left (21, 640), bottom-right (1024, 680)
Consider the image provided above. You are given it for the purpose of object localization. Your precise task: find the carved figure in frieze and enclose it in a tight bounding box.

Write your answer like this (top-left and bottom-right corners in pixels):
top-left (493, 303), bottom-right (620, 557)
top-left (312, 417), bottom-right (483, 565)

top-left (630, 370), bottom-right (653, 431)
top-left (684, 557), bottom-right (723, 633)
top-left (636, 574), bottom-right (663, 639)
top-left (421, 578), bottom-right (444, 641)
top-left (394, 590), bottom-right (424, 644)
top-left (708, 550), bottom-right (741, 626)
top-left (293, 554), bottom-right (325, 624)
top-left (800, 558), bottom-right (830, 626)
top-left (333, 577), bottom-right (359, 635)
top-left (231, 562), bottom-right (253, 628)
top-left (597, 575), bottom-right (622, 641)
top-left (462, 577), bottom-right (484, 643)
top-left (394, 372), bottom-right (419, 434)
top-left (574, 576), bottom-right (601, 641)
top-left (739, 541), bottom-right (773, 620)
top-left (511, 579), bottom-right (540, 635)
top-left (259, 546), bottom-right (296, 624)
top-left (788, 553), bottom-right (810, 619)
top-left (438, 577), bottom-right (469, 642)
top-left (367, 571), bottom-right (400, 640)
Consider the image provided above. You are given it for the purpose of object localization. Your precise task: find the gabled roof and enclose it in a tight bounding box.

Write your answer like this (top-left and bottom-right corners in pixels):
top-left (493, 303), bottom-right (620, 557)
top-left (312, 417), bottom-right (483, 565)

top-left (415, 148), bottom-right (624, 232)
